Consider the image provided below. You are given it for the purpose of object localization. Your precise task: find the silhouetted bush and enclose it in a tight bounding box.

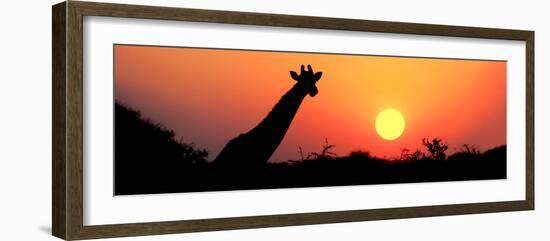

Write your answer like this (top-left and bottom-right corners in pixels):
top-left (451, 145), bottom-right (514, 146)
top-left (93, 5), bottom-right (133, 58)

top-left (422, 137), bottom-right (448, 161)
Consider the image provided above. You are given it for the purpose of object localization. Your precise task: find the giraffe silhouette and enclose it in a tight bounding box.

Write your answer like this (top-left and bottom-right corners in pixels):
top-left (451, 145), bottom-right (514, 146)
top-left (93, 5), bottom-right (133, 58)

top-left (214, 64), bottom-right (323, 167)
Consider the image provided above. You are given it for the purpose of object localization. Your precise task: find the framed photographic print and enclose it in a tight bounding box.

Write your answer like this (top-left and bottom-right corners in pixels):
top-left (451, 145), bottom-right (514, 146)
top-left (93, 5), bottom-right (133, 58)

top-left (52, 1), bottom-right (534, 240)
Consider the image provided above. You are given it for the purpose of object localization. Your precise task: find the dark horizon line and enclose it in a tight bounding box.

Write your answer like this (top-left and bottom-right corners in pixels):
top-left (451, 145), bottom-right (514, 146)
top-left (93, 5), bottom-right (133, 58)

top-left (271, 143), bottom-right (508, 162)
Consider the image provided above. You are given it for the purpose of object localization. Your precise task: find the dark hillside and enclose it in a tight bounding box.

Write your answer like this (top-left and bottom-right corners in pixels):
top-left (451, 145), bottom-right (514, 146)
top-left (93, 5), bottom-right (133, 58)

top-left (115, 102), bottom-right (506, 195)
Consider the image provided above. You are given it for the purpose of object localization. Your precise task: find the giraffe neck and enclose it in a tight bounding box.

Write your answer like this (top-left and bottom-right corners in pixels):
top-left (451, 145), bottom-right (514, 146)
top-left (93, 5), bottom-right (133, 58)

top-left (213, 83), bottom-right (311, 165)
top-left (251, 83), bottom-right (309, 135)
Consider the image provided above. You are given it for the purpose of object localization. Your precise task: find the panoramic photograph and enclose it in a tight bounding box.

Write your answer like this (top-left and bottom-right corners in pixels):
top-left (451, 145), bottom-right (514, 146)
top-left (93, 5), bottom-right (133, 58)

top-left (113, 44), bottom-right (507, 195)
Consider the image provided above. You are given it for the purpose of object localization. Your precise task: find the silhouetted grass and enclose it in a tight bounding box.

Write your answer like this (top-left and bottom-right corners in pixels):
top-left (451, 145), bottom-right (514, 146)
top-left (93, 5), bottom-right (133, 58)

top-left (114, 102), bottom-right (506, 195)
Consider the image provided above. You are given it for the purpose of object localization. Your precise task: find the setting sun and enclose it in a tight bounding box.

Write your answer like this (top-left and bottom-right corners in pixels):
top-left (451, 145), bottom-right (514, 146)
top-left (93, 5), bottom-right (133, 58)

top-left (375, 108), bottom-right (405, 141)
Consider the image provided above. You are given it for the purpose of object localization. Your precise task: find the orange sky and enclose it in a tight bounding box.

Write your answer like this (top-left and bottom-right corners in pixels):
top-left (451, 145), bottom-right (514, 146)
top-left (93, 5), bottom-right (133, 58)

top-left (114, 45), bottom-right (506, 161)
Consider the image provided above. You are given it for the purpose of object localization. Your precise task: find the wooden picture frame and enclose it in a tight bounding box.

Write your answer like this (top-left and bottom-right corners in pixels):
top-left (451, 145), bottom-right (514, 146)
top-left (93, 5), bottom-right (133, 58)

top-left (52, 1), bottom-right (534, 240)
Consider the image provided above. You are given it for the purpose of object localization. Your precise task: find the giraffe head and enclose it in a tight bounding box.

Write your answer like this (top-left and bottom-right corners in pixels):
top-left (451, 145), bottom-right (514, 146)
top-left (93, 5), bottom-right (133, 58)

top-left (290, 65), bottom-right (323, 97)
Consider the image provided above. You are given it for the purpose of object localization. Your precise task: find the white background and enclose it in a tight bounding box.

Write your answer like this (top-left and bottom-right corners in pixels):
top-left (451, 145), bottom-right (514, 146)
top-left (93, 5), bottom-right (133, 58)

top-left (0, 0), bottom-right (547, 240)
